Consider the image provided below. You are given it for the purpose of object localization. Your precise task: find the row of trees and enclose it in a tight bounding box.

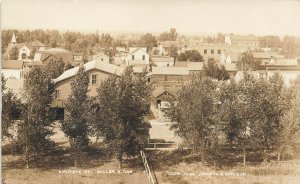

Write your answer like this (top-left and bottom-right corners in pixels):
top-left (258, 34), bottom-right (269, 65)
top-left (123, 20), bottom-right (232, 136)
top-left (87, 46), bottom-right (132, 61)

top-left (167, 72), bottom-right (300, 165)
top-left (2, 63), bottom-right (151, 168)
top-left (2, 29), bottom-right (179, 56)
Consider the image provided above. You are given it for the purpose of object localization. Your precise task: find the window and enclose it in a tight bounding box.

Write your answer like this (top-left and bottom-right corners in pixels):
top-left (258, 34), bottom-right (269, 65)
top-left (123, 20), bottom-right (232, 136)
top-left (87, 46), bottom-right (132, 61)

top-left (211, 49), bottom-right (214, 54)
top-left (204, 49), bottom-right (207, 54)
top-left (142, 55), bottom-right (145, 60)
top-left (132, 55), bottom-right (135, 60)
top-left (218, 50), bottom-right (221, 54)
top-left (22, 53), bottom-right (26, 59)
top-left (101, 58), bottom-right (103, 61)
top-left (147, 78), bottom-right (151, 83)
top-left (92, 74), bottom-right (97, 85)
top-left (55, 90), bottom-right (60, 99)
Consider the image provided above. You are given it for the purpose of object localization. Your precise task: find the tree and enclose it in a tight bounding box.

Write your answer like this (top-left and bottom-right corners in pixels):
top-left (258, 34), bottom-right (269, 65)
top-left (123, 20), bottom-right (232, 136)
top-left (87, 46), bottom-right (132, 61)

top-left (95, 67), bottom-right (151, 168)
top-left (9, 46), bottom-right (19, 60)
top-left (203, 58), bottom-right (230, 80)
top-left (99, 33), bottom-right (113, 50)
top-left (159, 28), bottom-right (178, 41)
top-left (43, 59), bottom-right (65, 79)
top-left (62, 64), bottom-right (90, 167)
top-left (19, 66), bottom-right (55, 168)
top-left (1, 75), bottom-right (21, 139)
top-left (28, 47), bottom-right (37, 60)
top-left (277, 78), bottom-right (300, 160)
top-left (177, 50), bottom-right (203, 62)
top-left (169, 45), bottom-right (178, 60)
top-left (236, 51), bottom-right (255, 71)
top-left (246, 73), bottom-right (288, 161)
top-left (167, 74), bottom-right (219, 163)
top-left (139, 33), bottom-right (157, 52)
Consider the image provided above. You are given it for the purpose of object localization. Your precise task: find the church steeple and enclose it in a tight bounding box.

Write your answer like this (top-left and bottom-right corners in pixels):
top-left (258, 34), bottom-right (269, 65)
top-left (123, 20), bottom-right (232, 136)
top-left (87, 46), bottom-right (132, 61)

top-left (11, 32), bottom-right (17, 45)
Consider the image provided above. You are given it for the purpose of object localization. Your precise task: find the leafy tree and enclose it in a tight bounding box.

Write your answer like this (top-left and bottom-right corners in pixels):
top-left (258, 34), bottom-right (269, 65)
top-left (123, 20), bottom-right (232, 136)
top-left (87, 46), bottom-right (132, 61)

top-left (62, 64), bottom-right (90, 167)
top-left (169, 45), bottom-right (178, 60)
top-left (219, 79), bottom-right (241, 145)
top-left (99, 33), bottom-right (113, 50)
top-left (246, 73), bottom-right (288, 161)
top-left (277, 77), bottom-right (300, 160)
top-left (95, 67), bottom-right (151, 168)
top-left (177, 50), bottom-right (203, 62)
top-left (167, 74), bottom-right (219, 163)
top-left (9, 46), bottom-right (19, 60)
top-left (43, 59), bottom-right (65, 79)
top-left (28, 47), bottom-right (37, 60)
top-left (236, 51), bottom-right (255, 71)
top-left (159, 28), bottom-right (178, 41)
top-left (1, 75), bottom-right (21, 139)
top-left (203, 58), bottom-right (230, 80)
top-left (19, 66), bottom-right (55, 168)
top-left (234, 72), bottom-right (257, 166)
top-left (139, 33), bottom-right (157, 52)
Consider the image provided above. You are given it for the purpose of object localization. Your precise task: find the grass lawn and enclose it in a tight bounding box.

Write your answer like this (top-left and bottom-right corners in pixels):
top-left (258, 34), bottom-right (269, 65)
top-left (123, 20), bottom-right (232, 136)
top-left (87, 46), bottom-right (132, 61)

top-left (146, 150), bottom-right (300, 184)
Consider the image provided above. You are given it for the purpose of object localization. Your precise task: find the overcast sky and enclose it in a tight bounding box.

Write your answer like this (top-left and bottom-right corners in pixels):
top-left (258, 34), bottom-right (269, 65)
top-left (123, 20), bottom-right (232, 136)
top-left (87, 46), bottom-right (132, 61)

top-left (1, 0), bottom-right (300, 36)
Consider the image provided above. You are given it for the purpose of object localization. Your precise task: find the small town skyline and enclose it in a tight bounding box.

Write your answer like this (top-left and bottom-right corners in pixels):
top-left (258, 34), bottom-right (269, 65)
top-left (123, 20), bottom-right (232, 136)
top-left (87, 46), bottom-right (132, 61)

top-left (2, 0), bottom-right (300, 37)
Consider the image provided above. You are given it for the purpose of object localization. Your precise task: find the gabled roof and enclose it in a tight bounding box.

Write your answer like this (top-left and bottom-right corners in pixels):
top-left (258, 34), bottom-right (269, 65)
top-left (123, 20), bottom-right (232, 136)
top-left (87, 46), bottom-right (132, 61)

top-left (53, 60), bottom-right (124, 84)
top-left (152, 86), bottom-right (179, 98)
top-left (31, 40), bottom-right (45, 47)
top-left (129, 47), bottom-right (147, 55)
top-left (17, 43), bottom-right (33, 51)
top-left (2, 60), bottom-right (24, 69)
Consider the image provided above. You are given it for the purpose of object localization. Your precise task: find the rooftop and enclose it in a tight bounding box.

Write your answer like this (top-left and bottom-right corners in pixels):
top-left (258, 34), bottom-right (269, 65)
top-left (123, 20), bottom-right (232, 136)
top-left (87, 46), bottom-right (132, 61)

top-left (53, 60), bottom-right (124, 84)
top-left (2, 60), bottom-right (24, 69)
top-left (149, 66), bottom-right (189, 76)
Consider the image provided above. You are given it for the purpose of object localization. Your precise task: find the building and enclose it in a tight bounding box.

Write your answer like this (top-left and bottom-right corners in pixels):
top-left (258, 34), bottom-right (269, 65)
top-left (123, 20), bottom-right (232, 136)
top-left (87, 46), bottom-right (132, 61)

top-left (230, 35), bottom-right (260, 48)
top-left (150, 56), bottom-right (174, 67)
top-left (147, 66), bottom-right (190, 88)
top-left (2, 60), bottom-right (24, 79)
top-left (93, 52), bottom-right (110, 64)
top-left (18, 43), bottom-right (33, 61)
top-left (235, 58), bottom-right (300, 86)
top-left (190, 44), bottom-right (248, 62)
top-left (33, 48), bottom-right (73, 65)
top-left (52, 60), bottom-right (124, 107)
top-left (126, 47), bottom-right (149, 66)
top-left (31, 40), bottom-right (46, 51)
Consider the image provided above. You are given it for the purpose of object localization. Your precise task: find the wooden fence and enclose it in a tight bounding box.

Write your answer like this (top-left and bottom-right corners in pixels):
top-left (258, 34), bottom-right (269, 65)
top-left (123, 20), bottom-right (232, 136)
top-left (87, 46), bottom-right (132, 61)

top-left (144, 143), bottom-right (179, 150)
top-left (140, 150), bottom-right (158, 184)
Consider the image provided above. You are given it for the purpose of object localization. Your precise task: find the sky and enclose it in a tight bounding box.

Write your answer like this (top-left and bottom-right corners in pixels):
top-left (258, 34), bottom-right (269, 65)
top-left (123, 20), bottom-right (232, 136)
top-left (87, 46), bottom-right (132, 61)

top-left (1, 0), bottom-right (300, 36)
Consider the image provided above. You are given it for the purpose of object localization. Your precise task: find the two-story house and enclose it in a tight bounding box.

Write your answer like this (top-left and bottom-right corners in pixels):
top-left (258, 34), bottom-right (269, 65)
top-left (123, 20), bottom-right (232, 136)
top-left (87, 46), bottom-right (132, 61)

top-left (126, 47), bottom-right (149, 66)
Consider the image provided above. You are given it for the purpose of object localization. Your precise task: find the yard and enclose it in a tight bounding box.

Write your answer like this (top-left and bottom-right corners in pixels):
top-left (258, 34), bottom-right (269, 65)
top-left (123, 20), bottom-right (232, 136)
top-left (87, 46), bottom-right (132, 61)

top-left (2, 120), bottom-right (300, 184)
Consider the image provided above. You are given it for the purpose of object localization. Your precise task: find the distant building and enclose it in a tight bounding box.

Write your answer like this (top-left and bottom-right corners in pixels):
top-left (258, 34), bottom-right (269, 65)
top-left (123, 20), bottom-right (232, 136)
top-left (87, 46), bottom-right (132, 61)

top-left (93, 52), bottom-right (110, 64)
top-left (2, 60), bottom-right (24, 79)
top-left (126, 47), bottom-right (149, 66)
top-left (230, 35), bottom-right (260, 48)
top-left (147, 66), bottom-right (190, 88)
top-left (52, 60), bottom-right (124, 107)
top-left (190, 44), bottom-right (248, 62)
top-left (236, 58), bottom-right (300, 86)
top-left (150, 56), bottom-right (174, 67)
top-left (17, 43), bottom-right (33, 61)
top-left (33, 48), bottom-right (73, 65)
top-left (31, 40), bottom-right (46, 51)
